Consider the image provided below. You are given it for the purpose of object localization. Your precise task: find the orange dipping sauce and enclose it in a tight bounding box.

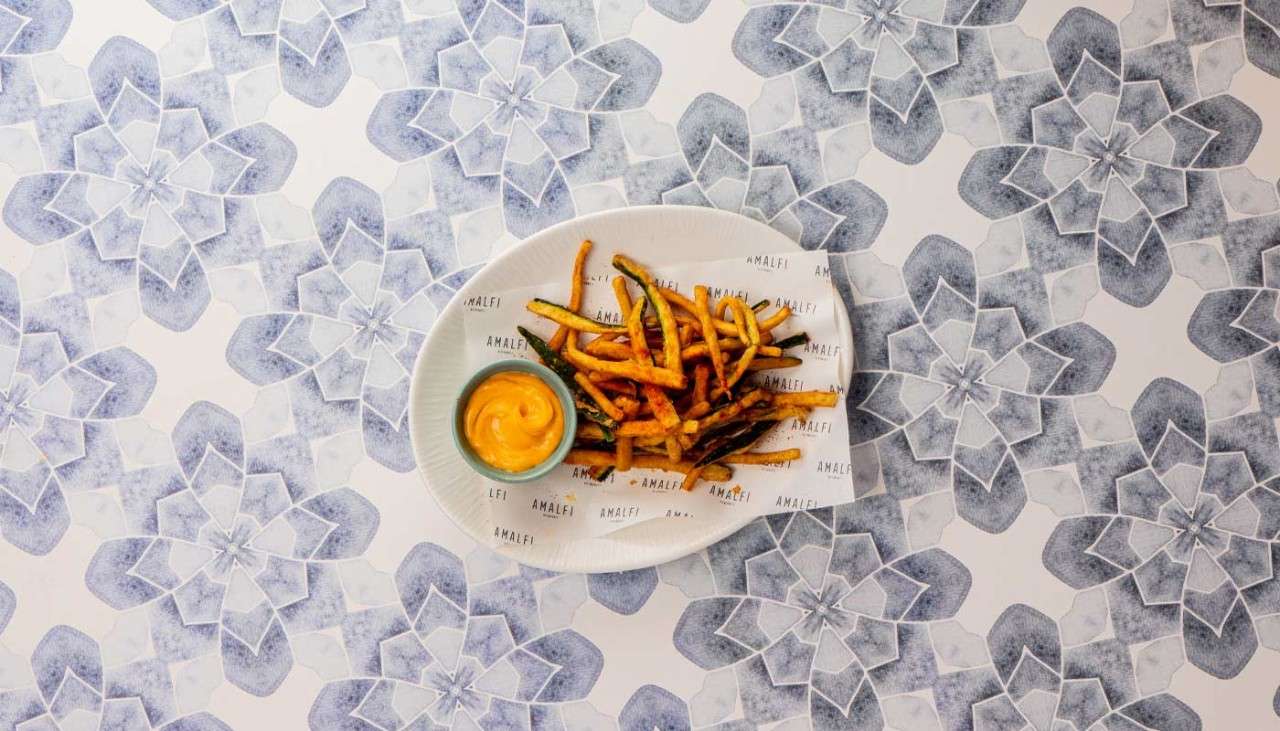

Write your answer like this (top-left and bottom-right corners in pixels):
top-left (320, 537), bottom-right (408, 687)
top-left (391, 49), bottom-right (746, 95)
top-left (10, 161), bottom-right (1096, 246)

top-left (463, 371), bottom-right (564, 472)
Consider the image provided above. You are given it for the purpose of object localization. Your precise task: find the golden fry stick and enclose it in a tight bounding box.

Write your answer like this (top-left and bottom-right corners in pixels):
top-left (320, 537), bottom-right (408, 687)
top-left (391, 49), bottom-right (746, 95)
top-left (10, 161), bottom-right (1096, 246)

top-left (693, 364), bottom-right (709, 405)
top-left (574, 373), bottom-right (625, 421)
top-left (644, 384), bottom-right (681, 430)
top-left (616, 436), bottom-right (633, 471)
top-left (680, 466), bottom-right (704, 492)
top-left (611, 275), bottom-right (631, 317)
top-left (715, 297), bottom-right (730, 320)
top-left (723, 449), bottom-right (802, 465)
top-left (684, 401), bottom-right (711, 420)
top-left (614, 395), bottom-right (641, 419)
top-left (565, 450), bottom-right (731, 480)
top-left (694, 285), bottom-right (727, 389)
top-left (616, 420), bottom-right (668, 437)
top-left (583, 339), bottom-right (635, 360)
top-left (726, 298), bottom-right (749, 343)
top-left (739, 298), bottom-right (761, 345)
top-left (614, 255), bottom-right (681, 374)
top-left (746, 357), bottom-right (802, 371)
top-left (626, 298), bottom-right (651, 364)
top-left (564, 336), bottom-right (686, 388)
top-left (634, 435), bottom-right (667, 447)
top-left (527, 299), bottom-right (626, 334)
top-left (679, 323), bottom-right (696, 347)
top-left (665, 436), bottom-right (682, 462)
top-left (681, 340), bottom-right (780, 359)
top-left (725, 344), bottom-right (758, 389)
top-left (755, 405), bottom-right (812, 422)
top-left (590, 378), bottom-right (637, 396)
top-left (772, 390), bottom-right (840, 408)
top-left (661, 287), bottom-right (742, 337)
top-left (548, 240), bottom-right (592, 351)
top-left (576, 423), bottom-right (608, 441)
top-left (682, 389), bottom-right (770, 434)
top-left (759, 305), bottom-right (791, 332)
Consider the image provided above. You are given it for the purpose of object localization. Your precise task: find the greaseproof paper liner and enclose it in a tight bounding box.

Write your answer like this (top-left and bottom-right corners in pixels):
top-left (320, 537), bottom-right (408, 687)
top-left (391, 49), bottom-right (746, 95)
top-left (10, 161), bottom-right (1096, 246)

top-left (460, 250), bottom-right (855, 549)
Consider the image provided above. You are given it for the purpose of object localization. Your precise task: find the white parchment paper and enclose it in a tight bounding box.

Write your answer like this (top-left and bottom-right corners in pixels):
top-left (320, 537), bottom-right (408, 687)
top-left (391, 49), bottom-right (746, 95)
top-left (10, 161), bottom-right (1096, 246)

top-left (460, 251), bottom-right (855, 548)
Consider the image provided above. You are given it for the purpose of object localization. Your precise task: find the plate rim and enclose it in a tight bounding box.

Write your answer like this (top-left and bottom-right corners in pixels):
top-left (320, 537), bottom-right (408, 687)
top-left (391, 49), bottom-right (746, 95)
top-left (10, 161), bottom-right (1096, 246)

top-left (409, 205), bottom-right (851, 573)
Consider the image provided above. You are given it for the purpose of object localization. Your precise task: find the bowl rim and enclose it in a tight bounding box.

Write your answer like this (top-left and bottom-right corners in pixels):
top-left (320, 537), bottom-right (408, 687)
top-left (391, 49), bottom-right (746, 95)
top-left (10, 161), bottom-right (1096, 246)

top-left (451, 359), bottom-right (578, 484)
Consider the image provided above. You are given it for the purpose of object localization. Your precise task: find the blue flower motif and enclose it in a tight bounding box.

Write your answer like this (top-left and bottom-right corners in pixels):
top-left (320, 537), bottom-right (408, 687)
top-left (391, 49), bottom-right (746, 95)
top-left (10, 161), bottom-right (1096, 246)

top-left (1187, 213), bottom-right (1280, 418)
top-left (365, 0), bottom-right (661, 237)
top-left (625, 92), bottom-right (887, 252)
top-left (1042, 378), bottom-right (1280, 680)
top-left (957, 7), bottom-right (1263, 308)
top-left (83, 401), bottom-right (380, 697)
top-left (1, 35), bottom-right (298, 332)
top-left (731, 0), bottom-right (1024, 163)
top-left (670, 497), bottom-right (972, 728)
top-left (0, 625), bottom-right (234, 730)
top-left (645, 598), bottom-right (1204, 730)
top-left (0, 0), bottom-right (71, 125)
top-left (0, 270), bottom-right (157, 556)
top-left (848, 235), bottom-right (1115, 533)
top-left (1166, 0), bottom-right (1280, 80)
top-left (225, 177), bottom-right (465, 472)
top-left (307, 542), bottom-right (606, 729)
top-left (144, 0), bottom-right (403, 107)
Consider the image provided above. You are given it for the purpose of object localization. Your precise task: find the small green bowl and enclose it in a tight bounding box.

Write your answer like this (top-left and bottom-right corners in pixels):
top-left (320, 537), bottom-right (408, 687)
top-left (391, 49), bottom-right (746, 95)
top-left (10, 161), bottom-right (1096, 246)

top-left (452, 359), bottom-right (577, 483)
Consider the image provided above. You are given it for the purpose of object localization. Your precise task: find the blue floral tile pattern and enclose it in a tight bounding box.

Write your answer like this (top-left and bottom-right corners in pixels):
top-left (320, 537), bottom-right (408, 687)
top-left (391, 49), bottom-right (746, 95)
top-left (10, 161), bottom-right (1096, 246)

top-left (83, 401), bottom-right (379, 696)
top-left (847, 235), bottom-right (1114, 532)
top-left (1, 1), bottom-right (1279, 728)
top-left (225, 176), bottom-right (463, 472)
top-left (0, 625), bottom-right (234, 730)
top-left (307, 542), bottom-right (607, 729)
top-left (1042, 377), bottom-right (1280, 680)
top-left (2, 35), bottom-right (297, 331)
top-left (365, 0), bottom-right (661, 236)
top-left (143, 0), bottom-right (403, 107)
top-left (957, 7), bottom-right (1264, 308)
top-left (0, 270), bottom-right (156, 555)
top-left (731, 0), bottom-right (1024, 163)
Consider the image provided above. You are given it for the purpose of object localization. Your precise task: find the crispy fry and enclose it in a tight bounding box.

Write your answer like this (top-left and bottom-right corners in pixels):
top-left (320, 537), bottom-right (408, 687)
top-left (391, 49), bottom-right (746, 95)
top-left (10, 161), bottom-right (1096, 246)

top-left (759, 305), bottom-right (791, 332)
top-left (634, 435), bottom-right (667, 448)
top-left (565, 336), bottom-right (686, 388)
top-left (693, 364), bottom-right (709, 405)
top-left (614, 395), bottom-right (641, 419)
top-left (548, 240), bottom-right (592, 351)
top-left (665, 436), bottom-right (682, 462)
top-left (684, 401), bottom-right (711, 420)
top-left (679, 323), bottom-right (696, 346)
top-left (576, 423), bottom-right (608, 441)
top-left (715, 297), bottom-right (730, 320)
top-left (755, 405), bottom-right (812, 422)
top-left (682, 389), bottom-right (770, 434)
top-left (772, 390), bottom-right (840, 408)
top-left (681, 340), bottom-right (781, 359)
top-left (611, 275), bottom-right (631, 316)
top-left (644, 384), bottom-right (681, 430)
top-left (626, 298), bottom-right (651, 364)
top-left (746, 356), bottom-right (803, 371)
top-left (727, 298), bottom-right (749, 343)
top-left (614, 255), bottom-right (681, 375)
top-left (527, 299), bottom-right (626, 335)
top-left (739, 298), bottom-right (761, 345)
top-left (680, 466), bottom-right (704, 492)
top-left (583, 339), bottom-right (635, 360)
top-left (574, 372), bottom-right (625, 421)
top-left (565, 450), bottom-right (732, 480)
top-left (693, 285), bottom-right (727, 389)
top-left (591, 378), bottom-right (637, 397)
top-left (616, 436), bottom-right (633, 472)
top-left (616, 420), bottom-right (668, 437)
top-left (725, 344), bottom-right (758, 389)
top-left (723, 449), bottom-right (802, 465)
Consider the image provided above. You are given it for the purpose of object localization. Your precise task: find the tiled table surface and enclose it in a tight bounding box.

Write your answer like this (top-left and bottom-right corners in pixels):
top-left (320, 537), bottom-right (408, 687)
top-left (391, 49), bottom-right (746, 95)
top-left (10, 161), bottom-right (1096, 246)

top-left (1, 0), bottom-right (1279, 728)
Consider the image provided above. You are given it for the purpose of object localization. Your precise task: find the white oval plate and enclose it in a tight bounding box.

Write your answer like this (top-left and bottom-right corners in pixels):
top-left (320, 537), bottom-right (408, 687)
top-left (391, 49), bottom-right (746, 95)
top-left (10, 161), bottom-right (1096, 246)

top-left (409, 206), bottom-right (854, 573)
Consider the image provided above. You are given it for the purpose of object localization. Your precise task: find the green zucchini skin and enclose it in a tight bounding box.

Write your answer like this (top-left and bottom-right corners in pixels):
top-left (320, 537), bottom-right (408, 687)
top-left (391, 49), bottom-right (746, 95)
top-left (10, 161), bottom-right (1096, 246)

top-left (772, 332), bottom-right (810, 349)
top-left (528, 299), bottom-right (626, 333)
top-left (588, 465), bottom-right (615, 482)
top-left (516, 326), bottom-right (618, 437)
top-left (695, 419), bottom-right (778, 467)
